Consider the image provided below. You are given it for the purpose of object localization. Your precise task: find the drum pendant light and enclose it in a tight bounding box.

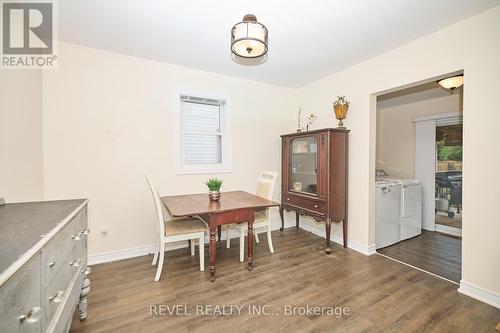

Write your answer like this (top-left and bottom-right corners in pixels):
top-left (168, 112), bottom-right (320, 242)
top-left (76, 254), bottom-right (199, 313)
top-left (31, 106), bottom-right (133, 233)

top-left (231, 14), bottom-right (268, 58)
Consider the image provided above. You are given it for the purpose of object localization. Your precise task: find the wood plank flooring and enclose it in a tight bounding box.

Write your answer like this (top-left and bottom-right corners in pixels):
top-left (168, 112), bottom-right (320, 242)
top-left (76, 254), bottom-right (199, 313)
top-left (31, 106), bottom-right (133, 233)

top-left (378, 230), bottom-right (461, 283)
top-left (70, 229), bottom-right (499, 333)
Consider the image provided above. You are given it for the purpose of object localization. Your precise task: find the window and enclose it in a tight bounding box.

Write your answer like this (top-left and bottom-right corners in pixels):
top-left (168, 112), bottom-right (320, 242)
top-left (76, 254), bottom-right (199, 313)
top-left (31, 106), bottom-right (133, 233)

top-left (178, 94), bottom-right (231, 174)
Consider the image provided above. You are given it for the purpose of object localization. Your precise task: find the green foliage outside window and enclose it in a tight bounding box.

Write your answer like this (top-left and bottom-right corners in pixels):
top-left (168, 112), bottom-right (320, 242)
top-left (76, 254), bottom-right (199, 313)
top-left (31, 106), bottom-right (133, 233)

top-left (436, 140), bottom-right (462, 161)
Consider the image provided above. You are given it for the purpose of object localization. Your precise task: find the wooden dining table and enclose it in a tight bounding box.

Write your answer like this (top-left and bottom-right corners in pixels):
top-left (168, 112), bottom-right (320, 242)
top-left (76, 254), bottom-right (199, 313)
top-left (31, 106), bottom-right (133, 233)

top-left (161, 191), bottom-right (279, 282)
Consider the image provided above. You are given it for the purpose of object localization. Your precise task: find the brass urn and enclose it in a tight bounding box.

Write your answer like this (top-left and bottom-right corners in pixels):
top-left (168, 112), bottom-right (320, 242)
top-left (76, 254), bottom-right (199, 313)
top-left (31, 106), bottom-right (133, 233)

top-left (333, 96), bottom-right (349, 129)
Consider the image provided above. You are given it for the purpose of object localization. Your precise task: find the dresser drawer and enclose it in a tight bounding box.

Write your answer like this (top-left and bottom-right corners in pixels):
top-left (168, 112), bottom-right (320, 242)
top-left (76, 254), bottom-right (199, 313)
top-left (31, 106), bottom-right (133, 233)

top-left (41, 220), bottom-right (76, 287)
top-left (283, 194), bottom-right (326, 216)
top-left (43, 252), bottom-right (82, 328)
top-left (0, 255), bottom-right (42, 333)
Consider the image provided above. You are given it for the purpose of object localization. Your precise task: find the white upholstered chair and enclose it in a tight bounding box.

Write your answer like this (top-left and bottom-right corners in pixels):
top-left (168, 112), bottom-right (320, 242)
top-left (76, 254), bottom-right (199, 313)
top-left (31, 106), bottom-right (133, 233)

top-left (146, 176), bottom-right (207, 281)
top-left (226, 171), bottom-right (278, 262)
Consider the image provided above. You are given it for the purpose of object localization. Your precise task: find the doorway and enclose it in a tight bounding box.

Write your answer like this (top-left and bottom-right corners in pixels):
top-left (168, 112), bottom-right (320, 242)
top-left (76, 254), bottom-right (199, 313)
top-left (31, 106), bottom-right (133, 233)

top-left (374, 75), bottom-right (463, 283)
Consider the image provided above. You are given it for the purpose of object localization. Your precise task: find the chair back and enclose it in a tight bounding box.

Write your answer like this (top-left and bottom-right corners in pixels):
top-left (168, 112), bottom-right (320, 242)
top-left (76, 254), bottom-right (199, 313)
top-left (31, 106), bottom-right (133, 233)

top-left (256, 171), bottom-right (278, 220)
top-left (146, 176), bottom-right (166, 237)
top-left (256, 171), bottom-right (278, 200)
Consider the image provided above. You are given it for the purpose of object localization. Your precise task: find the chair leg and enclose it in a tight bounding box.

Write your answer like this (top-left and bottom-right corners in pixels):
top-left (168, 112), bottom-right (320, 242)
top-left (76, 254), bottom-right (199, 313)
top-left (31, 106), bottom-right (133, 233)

top-left (191, 239), bottom-right (195, 256)
top-left (226, 227), bottom-right (231, 248)
top-left (154, 242), bottom-right (165, 281)
top-left (199, 235), bottom-right (204, 271)
top-left (239, 228), bottom-right (245, 263)
top-left (151, 240), bottom-right (159, 266)
top-left (267, 224), bottom-right (275, 253)
top-left (255, 230), bottom-right (260, 243)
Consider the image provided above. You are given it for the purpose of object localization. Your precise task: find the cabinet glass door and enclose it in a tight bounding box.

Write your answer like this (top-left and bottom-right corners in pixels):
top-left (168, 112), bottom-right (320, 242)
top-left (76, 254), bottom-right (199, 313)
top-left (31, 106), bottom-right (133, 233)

top-left (289, 136), bottom-right (318, 196)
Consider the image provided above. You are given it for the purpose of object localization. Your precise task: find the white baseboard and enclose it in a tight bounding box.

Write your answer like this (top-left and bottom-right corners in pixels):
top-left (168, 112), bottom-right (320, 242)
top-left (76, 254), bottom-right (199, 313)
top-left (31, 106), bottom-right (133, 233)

top-left (297, 219), bottom-right (376, 256)
top-left (435, 224), bottom-right (462, 237)
top-left (458, 280), bottom-right (500, 309)
top-left (88, 221), bottom-right (286, 265)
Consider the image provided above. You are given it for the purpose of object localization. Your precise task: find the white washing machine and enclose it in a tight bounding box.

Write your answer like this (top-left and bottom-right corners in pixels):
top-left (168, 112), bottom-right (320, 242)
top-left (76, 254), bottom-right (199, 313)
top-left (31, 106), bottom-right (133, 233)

top-left (375, 179), bottom-right (401, 249)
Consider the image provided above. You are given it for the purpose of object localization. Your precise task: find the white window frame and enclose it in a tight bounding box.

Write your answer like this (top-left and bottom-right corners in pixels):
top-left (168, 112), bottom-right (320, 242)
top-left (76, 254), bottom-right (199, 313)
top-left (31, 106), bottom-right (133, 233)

top-left (176, 91), bottom-right (231, 175)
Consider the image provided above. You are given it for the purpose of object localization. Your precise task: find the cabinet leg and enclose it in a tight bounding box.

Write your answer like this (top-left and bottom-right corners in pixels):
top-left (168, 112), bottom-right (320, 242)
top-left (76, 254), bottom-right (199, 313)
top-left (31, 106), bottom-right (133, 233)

top-left (342, 219), bottom-right (348, 248)
top-left (279, 206), bottom-right (284, 231)
top-left (296, 212), bottom-right (300, 229)
top-left (325, 218), bottom-right (331, 255)
top-left (79, 276), bottom-right (91, 320)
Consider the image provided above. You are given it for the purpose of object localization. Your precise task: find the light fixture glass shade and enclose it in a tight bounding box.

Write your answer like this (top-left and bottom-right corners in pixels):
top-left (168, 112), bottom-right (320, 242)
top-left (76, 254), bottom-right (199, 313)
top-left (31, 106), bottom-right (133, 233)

top-left (438, 75), bottom-right (464, 90)
top-left (231, 15), bottom-right (268, 58)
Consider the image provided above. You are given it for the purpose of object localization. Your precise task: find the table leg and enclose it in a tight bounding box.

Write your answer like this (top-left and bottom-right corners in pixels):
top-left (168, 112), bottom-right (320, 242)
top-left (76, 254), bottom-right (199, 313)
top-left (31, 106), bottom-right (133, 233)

top-left (247, 217), bottom-right (254, 271)
top-left (217, 225), bottom-right (222, 245)
top-left (279, 206), bottom-right (284, 232)
top-left (209, 227), bottom-right (216, 282)
top-left (296, 211), bottom-right (300, 229)
top-left (325, 218), bottom-right (332, 255)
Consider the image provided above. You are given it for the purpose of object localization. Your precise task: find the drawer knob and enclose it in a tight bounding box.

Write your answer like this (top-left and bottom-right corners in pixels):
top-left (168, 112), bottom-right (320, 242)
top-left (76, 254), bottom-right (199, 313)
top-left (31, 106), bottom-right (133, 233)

top-left (70, 258), bottom-right (82, 268)
top-left (314, 205), bottom-right (318, 208)
top-left (82, 267), bottom-right (92, 275)
top-left (18, 306), bottom-right (42, 323)
top-left (48, 261), bottom-right (56, 268)
top-left (286, 198), bottom-right (290, 201)
top-left (49, 290), bottom-right (65, 303)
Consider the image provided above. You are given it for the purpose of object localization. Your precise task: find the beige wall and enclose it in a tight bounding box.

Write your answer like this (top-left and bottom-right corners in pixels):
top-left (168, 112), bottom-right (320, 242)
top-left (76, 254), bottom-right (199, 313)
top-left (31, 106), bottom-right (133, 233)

top-left (297, 6), bottom-right (500, 295)
top-left (41, 42), bottom-right (297, 255)
top-left (376, 89), bottom-right (462, 178)
top-left (0, 71), bottom-right (43, 202)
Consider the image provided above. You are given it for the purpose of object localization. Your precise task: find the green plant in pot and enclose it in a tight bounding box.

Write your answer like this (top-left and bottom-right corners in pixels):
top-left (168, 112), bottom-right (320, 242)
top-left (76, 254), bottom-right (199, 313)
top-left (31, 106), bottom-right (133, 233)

top-left (205, 178), bottom-right (223, 201)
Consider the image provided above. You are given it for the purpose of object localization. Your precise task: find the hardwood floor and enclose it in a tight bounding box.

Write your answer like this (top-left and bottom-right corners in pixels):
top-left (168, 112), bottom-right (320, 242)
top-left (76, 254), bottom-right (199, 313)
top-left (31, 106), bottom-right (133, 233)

top-left (70, 229), bottom-right (499, 333)
top-left (378, 230), bottom-right (461, 283)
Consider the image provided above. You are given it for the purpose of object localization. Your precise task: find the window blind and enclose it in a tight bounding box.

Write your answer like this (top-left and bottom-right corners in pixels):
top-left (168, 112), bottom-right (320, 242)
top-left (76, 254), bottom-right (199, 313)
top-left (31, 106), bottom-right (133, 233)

top-left (181, 101), bottom-right (222, 164)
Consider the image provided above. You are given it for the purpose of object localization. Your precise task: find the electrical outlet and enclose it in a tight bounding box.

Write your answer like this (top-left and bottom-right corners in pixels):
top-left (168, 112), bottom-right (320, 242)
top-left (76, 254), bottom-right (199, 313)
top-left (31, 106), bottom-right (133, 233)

top-left (100, 228), bottom-right (110, 238)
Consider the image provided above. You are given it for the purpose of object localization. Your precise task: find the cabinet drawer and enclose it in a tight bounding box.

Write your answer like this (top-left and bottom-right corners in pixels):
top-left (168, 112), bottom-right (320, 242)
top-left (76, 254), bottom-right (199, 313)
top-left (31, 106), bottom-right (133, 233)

top-left (0, 255), bottom-right (42, 333)
top-left (283, 194), bottom-right (326, 216)
top-left (43, 252), bottom-right (82, 328)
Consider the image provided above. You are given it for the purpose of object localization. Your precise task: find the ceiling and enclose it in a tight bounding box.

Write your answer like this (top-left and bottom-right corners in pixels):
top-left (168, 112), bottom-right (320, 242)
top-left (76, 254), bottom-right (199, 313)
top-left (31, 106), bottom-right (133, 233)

top-left (58, 0), bottom-right (499, 88)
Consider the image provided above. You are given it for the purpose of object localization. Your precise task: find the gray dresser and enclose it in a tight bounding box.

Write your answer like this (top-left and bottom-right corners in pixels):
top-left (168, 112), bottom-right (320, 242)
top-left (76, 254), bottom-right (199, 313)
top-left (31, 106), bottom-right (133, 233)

top-left (0, 199), bottom-right (90, 333)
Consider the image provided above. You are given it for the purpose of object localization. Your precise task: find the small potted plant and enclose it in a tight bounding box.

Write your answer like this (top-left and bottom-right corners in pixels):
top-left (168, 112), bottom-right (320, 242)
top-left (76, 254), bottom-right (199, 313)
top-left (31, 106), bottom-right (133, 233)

top-left (205, 178), bottom-right (223, 201)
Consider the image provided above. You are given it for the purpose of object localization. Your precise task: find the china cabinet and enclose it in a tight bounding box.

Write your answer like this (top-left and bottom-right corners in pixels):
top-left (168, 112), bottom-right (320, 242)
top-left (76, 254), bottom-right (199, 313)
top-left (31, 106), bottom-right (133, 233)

top-left (279, 128), bottom-right (349, 254)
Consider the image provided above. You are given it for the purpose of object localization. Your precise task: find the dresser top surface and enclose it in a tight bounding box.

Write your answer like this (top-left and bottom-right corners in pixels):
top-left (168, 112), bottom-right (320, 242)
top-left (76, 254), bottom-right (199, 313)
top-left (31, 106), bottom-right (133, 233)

top-left (0, 199), bottom-right (87, 285)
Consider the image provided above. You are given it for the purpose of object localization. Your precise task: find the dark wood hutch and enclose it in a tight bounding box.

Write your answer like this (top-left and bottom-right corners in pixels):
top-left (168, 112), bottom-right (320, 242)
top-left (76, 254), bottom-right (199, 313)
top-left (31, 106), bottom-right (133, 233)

top-left (279, 128), bottom-right (349, 254)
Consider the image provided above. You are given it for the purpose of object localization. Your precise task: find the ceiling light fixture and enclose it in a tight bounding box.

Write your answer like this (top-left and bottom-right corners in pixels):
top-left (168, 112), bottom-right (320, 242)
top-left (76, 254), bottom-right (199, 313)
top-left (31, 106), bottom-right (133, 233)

top-left (231, 14), bottom-right (268, 59)
top-left (438, 75), bottom-right (464, 92)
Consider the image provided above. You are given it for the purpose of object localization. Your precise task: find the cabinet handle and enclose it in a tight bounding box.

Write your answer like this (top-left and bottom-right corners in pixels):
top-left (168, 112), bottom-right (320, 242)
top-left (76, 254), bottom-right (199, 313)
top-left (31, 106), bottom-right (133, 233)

top-left (81, 228), bottom-right (90, 235)
top-left (314, 204), bottom-right (318, 208)
top-left (49, 290), bottom-right (65, 303)
top-left (70, 258), bottom-right (82, 268)
top-left (72, 232), bottom-right (82, 241)
top-left (19, 306), bottom-right (42, 323)
top-left (48, 261), bottom-right (56, 268)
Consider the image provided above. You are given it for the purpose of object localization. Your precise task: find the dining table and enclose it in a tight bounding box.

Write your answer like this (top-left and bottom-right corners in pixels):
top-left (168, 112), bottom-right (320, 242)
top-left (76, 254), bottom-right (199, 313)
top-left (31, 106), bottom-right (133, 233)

top-left (161, 190), bottom-right (279, 282)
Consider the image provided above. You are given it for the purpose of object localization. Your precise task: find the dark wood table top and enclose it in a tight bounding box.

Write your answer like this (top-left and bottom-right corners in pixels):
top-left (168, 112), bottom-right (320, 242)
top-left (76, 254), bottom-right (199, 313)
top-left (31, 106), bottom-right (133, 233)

top-left (161, 191), bottom-right (279, 217)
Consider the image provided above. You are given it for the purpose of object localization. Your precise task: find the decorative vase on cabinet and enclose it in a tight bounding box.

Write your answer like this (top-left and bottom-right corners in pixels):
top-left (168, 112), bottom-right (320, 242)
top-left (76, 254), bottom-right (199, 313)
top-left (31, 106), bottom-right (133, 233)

top-left (279, 128), bottom-right (349, 254)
